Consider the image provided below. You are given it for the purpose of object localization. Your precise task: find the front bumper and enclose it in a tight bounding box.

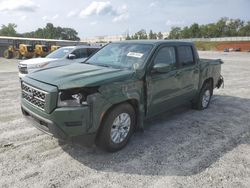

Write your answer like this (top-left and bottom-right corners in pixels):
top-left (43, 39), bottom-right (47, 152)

top-left (21, 99), bottom-right (96, 145)
top-left (22, 104), bottom-right (67, 139)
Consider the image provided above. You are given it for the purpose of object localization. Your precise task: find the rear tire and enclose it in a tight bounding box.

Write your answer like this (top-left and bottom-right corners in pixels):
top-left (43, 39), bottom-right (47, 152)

top-left (96, 103), bottom-right (136, 152)
top-left (192, 82), bottom-right (213, 110)
top-left (3, 50), bottom-right (12, 59)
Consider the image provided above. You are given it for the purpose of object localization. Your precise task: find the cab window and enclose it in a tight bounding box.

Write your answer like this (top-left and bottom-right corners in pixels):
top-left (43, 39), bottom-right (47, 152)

top-left (87, 48), bottom-right (98, 56)
top-left (72, 48), bottom-right (88, 59)
top-left (177, 46), bottom-right (195, 66)
top-left (154, 46), bottom-right (176, 65)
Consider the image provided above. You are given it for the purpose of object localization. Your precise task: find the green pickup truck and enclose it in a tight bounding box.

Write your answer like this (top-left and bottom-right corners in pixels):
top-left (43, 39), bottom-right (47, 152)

top-left (21, 40), bottom-right (223, 152)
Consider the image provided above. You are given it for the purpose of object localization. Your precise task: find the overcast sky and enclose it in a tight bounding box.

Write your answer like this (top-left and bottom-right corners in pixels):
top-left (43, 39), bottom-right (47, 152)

top-left (0, 0), bottom-right (250, 38)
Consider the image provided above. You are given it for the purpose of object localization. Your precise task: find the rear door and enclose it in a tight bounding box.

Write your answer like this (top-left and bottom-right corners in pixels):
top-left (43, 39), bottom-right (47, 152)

top-left (176, 45), bottom-right (199, 100)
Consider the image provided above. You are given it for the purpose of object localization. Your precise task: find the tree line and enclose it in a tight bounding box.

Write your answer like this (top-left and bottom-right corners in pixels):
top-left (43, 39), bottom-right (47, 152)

top-left (126, 29), bottom-right (164, 40)
top-left (168, 17), bottom-right (250, 39)
top-left (0, 23), bottom-right (80, 41)
top-left (1, 17), bottom-right (250, 41)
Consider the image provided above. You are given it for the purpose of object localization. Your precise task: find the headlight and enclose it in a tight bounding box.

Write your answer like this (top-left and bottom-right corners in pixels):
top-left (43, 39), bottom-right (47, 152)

top-left (18, 63), bottom-right (27, 68)
top-left (57, 91), bottom-right (87, 107)
top-left (18, 63), bottom-right (28, 74)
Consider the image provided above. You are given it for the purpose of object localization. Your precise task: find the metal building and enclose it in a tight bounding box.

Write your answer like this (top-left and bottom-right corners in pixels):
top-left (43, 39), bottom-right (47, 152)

top-left (0, 36), bottom-right (87, 57)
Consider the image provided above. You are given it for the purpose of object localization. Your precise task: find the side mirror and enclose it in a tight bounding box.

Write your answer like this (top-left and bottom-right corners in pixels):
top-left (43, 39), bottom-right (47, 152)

top-left (153, 63), bottom-right (171, 73)
top-left (68, 54), bottom-right (76, 60)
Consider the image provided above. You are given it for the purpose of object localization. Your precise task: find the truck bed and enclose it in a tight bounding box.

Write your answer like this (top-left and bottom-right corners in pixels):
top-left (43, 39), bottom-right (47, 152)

top-left (199, 58), bottom-right (223, 89)
top-left (200, 58), bottom-right (223, 65)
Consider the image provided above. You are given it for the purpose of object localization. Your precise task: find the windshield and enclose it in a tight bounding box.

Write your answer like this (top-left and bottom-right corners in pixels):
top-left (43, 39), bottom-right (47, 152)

top-left (85, 43), bottom-right (153, 70)
top-left (46, 47), bottom-right (73, 58)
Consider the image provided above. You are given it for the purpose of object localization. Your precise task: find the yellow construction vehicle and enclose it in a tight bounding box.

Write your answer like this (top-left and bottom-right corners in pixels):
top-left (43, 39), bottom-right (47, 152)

top-left (34, 44), bottom-right (49, 57)
top-left (3, 46), bottom-right (15, 59)
top-left (14, 44), bottom-right (34, 59)
top-left (3, 44), bottom-right (34, 59)
top-left (50, 45), bottom-right (61, 52)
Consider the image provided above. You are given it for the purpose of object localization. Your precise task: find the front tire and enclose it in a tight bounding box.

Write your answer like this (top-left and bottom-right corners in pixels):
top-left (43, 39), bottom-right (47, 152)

top-left (192, 82), bottom-right (213, 110)
top-left (96, 103), bottom-right (136, 152)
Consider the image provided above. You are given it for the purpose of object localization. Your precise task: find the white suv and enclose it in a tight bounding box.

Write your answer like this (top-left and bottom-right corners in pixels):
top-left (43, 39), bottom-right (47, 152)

top-left (18, 45), bottom-right (100, 78)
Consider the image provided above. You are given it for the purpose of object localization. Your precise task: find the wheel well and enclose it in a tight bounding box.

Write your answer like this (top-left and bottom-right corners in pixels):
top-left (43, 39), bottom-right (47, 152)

top-left (95, 99), bottom-right (139, 142)
top-left (203, 78), bottom-right (213, 88)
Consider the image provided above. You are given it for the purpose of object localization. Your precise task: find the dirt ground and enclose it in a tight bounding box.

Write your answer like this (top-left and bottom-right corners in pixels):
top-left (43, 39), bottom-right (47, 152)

top-left (216, 42), bottom-right (250, 52)
top-left (0, 52), bottom-right (250, 188)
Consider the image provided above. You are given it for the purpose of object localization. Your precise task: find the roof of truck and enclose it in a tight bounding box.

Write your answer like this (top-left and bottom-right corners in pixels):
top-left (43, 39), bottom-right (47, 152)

top-left (115, 40), bottom-right (194, 46)
top-left (61, 45), bottom-right (100, 49)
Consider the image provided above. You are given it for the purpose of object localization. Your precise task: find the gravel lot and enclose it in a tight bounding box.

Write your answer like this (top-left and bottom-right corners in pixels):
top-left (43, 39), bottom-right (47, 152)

top-left (0, 52), bottom-right (250, 188)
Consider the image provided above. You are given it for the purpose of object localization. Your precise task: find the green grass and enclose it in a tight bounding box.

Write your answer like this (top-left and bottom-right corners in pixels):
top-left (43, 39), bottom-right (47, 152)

top-left (194, 42), bottom-right (220, 51)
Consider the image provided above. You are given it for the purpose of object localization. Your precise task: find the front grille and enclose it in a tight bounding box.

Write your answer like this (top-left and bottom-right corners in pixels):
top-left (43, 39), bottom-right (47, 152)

top-left (22, 82), bottom-right (47, 111)
top-left (18, 64), bottom-right (28, 74)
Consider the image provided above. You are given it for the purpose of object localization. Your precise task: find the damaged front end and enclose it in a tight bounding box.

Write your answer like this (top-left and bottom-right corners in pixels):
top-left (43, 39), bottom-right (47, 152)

top-left (21, 83), bottom-right (112, 145)
top-left (57, 87), bottom-right (99, 107)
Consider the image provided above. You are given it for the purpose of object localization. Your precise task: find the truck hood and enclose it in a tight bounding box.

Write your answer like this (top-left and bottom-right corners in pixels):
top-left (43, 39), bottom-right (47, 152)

top-left (27, 63), bottom-right (134, 90)
top-left (20, 58), bottom-right (57, 66)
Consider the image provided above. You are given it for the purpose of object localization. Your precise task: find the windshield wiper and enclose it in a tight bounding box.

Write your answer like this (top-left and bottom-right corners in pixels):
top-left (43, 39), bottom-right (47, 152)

top-left (91, 63), bottom-right (117, 68)
top-left (83, 61), bottom-right (90, 64)
top-left (85, 62), bottom-right (123, 69)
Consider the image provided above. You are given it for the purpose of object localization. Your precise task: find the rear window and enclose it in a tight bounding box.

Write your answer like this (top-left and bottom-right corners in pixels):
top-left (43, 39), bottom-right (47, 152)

top-left (177, 46), bottom-right (194, 66)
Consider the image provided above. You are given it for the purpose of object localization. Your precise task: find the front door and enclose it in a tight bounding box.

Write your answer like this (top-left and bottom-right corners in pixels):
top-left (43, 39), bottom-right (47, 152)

top-left (146, 45), bottom-right (181, 117)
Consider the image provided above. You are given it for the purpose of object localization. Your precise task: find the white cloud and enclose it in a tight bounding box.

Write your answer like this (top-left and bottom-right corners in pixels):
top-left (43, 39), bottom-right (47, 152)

top-left (116, 4), bottom-right (128, 14)
top-left (149, 1), bottom-right (158, 8)
top-left (0, 0), bottom-right (39, 12)
top-left (79, 1), bottom-right (129, 22)
top-left (79, 1), bottom-right (115, 18)
top-left (113, 4), bottom-right (129, 23)
top-left (52, 14), bottom-right (58, 20)
top-left (90, 21), bottom-right (98, 25)
top-left (67, 10), bottom-right (78, 18)
top-left (42, 14), bottom-right (59, 22)
top-left (20, 15), bottom-right (27, 20)
top-left (42, 16), bottom-right (48, 21)
top-left (165, 20), bottom-right (185, 26)
top-left (112, 13), bottom-right (129, 23)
